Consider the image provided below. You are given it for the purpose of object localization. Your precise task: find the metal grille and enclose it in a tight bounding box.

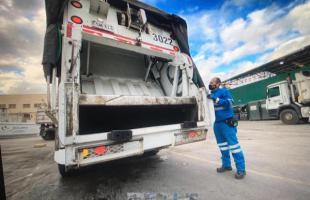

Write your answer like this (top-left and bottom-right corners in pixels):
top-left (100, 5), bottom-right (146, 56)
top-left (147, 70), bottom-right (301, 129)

top-left (107, 144), bottom-right (124, 154)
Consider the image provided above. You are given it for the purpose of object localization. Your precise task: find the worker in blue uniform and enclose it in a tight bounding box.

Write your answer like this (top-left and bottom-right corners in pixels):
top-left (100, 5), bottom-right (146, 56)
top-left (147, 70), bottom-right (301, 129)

top-left (207, 77), bottom-right (246, 179)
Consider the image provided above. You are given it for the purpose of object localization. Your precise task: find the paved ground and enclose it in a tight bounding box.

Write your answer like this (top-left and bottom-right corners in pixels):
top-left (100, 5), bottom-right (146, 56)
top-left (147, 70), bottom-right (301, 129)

top-left (1, 120), bottom-right (310, 200)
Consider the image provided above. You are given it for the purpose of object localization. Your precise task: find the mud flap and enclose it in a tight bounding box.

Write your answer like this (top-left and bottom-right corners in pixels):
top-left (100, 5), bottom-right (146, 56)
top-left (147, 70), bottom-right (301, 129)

top-left (107, 130), bottom-right (132, 142)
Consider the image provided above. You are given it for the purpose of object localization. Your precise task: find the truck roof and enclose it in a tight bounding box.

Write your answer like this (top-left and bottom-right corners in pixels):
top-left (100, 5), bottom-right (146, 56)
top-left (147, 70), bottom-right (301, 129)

top-left (45, 0), bottom-right (172, 28)
top-left (107, 0), bottom-right (178, 31)
top-left (109, 0), bottom-right (170, 17)
top-left (267, 80), bottom-right (288, 88)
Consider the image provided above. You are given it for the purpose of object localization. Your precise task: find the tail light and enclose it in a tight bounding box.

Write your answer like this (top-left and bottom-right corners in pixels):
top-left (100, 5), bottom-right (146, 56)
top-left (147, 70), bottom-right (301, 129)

top-left (71, 15), bottom-right (83, 24)
top-left (71, 1), bottom-right (82, 8)
top-left (173, 46), bottom-right (180, 52)
top-left (95, 146), bottom-right (107, 155)
top-left (82, 148), bottom-right (89, 158)
top-left (188, 131), bottom-right (198, 138)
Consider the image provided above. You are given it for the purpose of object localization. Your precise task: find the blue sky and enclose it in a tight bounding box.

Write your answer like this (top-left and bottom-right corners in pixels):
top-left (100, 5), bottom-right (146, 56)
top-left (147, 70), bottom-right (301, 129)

top-left (0, 0), bottom-right (309, 94)
top-left (143, 0), bottom-right (310, 82)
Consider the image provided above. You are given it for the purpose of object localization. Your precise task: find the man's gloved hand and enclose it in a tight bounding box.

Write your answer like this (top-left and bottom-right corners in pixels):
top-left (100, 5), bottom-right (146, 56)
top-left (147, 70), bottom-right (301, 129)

top-left (207, 94), bottom-right (220, 103)
top-left (207, 94), bottom-right (215, 100)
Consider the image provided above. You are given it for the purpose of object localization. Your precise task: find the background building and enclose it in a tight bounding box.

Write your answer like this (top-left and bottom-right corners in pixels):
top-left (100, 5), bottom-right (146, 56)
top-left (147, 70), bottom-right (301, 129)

top-left (224, 45), bottom-right (310, 106)
top-left (0, 94), bottom-right (47, 123)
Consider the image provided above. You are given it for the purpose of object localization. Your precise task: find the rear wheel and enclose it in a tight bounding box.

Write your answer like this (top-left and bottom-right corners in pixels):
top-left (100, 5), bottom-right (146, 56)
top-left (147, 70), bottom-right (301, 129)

top-left (143, 149), bottom-right (160, 157)
top-left (280, 109), bottom-right (299, 125)
top-left (58, 164), bottom-right (72, 178)
top-left (41, 128), bottom-right (55, 140)
top-left (299, 118), bottom-right (309, 124)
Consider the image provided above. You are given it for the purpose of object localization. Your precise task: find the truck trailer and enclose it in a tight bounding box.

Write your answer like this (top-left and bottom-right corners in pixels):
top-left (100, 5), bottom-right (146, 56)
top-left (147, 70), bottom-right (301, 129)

top-left (42, 0), bottom-right (215, 177)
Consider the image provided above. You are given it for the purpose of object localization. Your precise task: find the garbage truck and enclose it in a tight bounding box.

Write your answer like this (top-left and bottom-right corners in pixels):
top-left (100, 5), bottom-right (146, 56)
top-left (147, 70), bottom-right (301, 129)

top-left (42, 0), bottom-right (215, 177)
top-left (266, 70), bottom-right (310, 124)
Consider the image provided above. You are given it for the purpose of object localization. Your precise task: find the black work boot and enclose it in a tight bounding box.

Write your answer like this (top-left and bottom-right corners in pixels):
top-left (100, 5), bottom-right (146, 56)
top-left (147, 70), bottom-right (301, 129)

top-left (216, 166), bottom-right (232, 173)
top-left (235, 171), bottom-right (246, 179)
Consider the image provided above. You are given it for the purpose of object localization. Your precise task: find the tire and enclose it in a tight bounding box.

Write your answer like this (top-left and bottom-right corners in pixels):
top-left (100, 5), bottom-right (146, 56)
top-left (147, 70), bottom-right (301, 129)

top-left (40, 134), bottom-right (48, 140)
top-left (280, 109), bottom-right (299, 125)
top-left (58, 164), bottom-right (72, 178)
top-left (299, 118), bottom-right (309, 124)
top-left (41, 128), bottom-right (55, 140)
top-left (143, 149), bottom-right (160, 157)
top-left (39, 125), bottom-right (44, 136)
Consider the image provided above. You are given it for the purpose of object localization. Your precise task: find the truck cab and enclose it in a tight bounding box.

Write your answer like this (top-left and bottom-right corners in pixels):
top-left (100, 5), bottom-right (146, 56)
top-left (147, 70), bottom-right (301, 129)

top-left (266, 81), bottom-right (290, 116)
top-left (266, 71), bottom-right (310, 124)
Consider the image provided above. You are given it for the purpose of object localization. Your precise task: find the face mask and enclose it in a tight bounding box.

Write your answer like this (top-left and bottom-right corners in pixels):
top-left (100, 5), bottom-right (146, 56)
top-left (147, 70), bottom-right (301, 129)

top-left (208, 84), bottom-right (216, 91)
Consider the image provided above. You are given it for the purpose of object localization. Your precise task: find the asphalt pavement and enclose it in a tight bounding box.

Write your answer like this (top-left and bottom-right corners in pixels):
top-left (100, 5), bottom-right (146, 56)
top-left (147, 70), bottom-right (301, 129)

top-left (1, 120), bottom-right (310, 200)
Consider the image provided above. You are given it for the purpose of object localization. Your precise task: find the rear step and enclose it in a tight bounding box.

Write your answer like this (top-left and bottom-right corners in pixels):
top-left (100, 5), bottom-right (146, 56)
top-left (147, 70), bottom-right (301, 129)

top-left (108, 130), bottom-right (133, 142)
top-left (181, 121), bottom-right (198, 129)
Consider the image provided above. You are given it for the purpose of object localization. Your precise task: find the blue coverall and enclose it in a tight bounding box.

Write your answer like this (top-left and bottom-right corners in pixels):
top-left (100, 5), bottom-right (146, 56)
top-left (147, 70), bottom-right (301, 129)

top-left (210, 87), bottom-right (245, 172)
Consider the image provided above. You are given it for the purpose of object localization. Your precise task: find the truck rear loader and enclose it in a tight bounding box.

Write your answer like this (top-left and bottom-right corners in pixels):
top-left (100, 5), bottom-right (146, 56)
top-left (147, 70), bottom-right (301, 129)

top-left (42, 0), bottom-right (215, 177)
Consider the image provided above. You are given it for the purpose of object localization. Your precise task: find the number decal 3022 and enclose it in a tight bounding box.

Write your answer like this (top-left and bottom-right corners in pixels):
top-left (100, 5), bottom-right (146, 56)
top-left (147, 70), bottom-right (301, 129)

top-left (152, 33), bottom-right (173, 45)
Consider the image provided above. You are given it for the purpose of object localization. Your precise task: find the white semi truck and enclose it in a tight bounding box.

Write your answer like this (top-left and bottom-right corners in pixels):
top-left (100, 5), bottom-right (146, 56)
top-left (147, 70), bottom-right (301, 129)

top-left (42, 0), bottom-right (214, 177)
top-left (266, 70), bottom-right (310, 124)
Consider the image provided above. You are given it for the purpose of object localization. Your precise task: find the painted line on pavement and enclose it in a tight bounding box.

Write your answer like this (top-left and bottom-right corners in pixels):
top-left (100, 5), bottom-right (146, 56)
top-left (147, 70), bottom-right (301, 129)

top-left (170, 150), bottom-right (310, 187)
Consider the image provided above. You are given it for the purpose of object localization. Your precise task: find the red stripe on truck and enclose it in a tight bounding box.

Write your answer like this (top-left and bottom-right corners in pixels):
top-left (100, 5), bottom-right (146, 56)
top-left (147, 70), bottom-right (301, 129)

top-left (114, 37), bottom-right (134, 45)
top-left (83, 29), bottom-right (103, 37)
top-left (150, 46), bottom-right (163, 52)
top-left (82, 25), bottom-right (177, 55)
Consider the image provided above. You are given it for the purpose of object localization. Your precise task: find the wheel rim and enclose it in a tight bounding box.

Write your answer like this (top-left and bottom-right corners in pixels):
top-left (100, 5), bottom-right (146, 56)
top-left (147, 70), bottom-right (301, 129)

top-left (285, 113), bottom-right (293, 121)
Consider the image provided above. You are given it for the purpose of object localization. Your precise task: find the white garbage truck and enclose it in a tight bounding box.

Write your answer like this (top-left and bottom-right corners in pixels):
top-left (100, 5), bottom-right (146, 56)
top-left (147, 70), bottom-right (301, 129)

top-left (266, 70), bottom-right (310, 124)
top-left (42, 0), bottom-right (215, 177)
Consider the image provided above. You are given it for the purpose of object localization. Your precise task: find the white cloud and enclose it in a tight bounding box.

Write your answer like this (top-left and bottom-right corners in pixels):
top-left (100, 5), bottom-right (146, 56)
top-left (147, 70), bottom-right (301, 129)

top-left (1, 0), bottom-right (310, 93)
top-left (182, 11), bottom-right (218, 42)
top-left (218, 6), bottom-right (292, 59)
top-left (0, 4), bottom-right (46, 94)
top-left (186, 0), bottom-right (310, 83)
top-left (220, 34), bottom-right (310, 82)
top-left (288, 1), bottom-right (310, 35)
top-left (266, 35), bottom-right (310, 61)
top-left (0, 55), bottom-right (46, 94)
